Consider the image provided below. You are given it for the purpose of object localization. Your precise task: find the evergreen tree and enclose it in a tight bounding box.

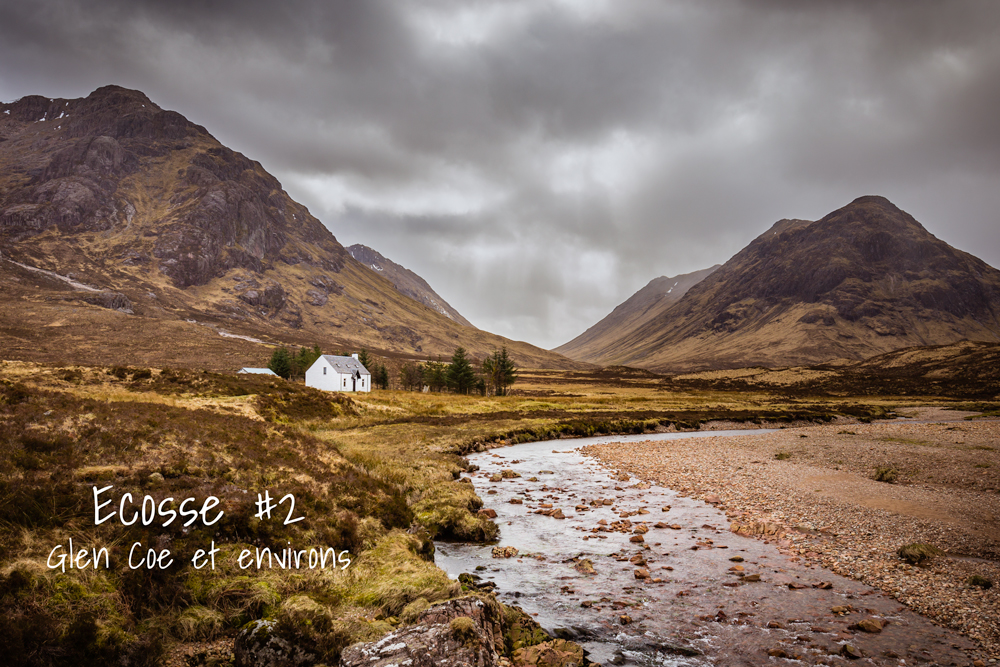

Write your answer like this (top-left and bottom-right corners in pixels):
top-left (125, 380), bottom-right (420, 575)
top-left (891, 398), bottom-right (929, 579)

top-left (293, 344), bottom-right (322, 378)
top-left (373, 363), bottom-right (390, 389)
top-left (482, 353), bottom-right (497, 396)
top-left (357, 349), bottom-right (372, 370)
top-left (421, 361), bottom-right (448, 392)
top-left (496, 346), bottom-right (518, 396)
top-left (267, 347), bottom-right (293, 379)
top-left (446, 347), bottom-right (477, 394)
top-left (482, 346), bottom-right (518, 396)
top-left (400, 362), bottom-right (423, 391)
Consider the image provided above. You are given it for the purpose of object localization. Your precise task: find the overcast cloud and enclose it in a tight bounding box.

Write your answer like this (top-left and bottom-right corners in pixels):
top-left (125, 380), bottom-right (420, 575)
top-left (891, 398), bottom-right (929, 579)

top-left (2, 0), bottom-right (999, 348)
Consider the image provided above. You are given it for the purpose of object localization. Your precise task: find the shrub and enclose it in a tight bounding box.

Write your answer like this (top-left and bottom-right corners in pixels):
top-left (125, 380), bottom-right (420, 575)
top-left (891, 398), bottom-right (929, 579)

top-left (897, 543), bottom-right (943, 565)
top-left (774, 451), bottom-right (792, 461)
top-left (400, 597), bottom-right (431, 624)
top-left (450, 616), bottom-right (479, 645)
top-left (873, 466), bottom-right (898, 483)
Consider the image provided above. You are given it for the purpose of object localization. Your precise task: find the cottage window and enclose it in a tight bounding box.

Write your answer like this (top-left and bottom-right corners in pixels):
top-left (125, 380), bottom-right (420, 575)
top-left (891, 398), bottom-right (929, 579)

top-left (323, 367), bottom-right (326, 375)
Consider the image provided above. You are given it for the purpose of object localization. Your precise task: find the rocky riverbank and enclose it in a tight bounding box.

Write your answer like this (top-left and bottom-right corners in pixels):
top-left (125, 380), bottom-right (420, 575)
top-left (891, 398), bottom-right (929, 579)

top-left (583, 412), bottom-right (1000, 662)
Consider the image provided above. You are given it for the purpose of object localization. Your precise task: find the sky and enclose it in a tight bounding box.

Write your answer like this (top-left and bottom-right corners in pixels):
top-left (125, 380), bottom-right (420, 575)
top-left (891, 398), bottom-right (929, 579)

top-left (2, 0), bottom-right (1000, 349)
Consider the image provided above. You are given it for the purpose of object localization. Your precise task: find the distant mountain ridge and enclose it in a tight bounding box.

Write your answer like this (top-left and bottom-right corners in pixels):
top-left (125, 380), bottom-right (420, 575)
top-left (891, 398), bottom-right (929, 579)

top-left (555, 265), bottom-right (719, 363)
top-left (559, 196), bottom-right (1000, 371)
top-left (0, 85), bottom-right (581, 370)
top-left (347, 244), bottom-right (474, 328)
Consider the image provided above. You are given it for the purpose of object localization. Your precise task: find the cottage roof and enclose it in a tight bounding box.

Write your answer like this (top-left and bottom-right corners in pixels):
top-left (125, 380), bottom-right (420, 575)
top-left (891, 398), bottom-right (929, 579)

top-left (320, 355), bottom-right (371, 375)
top-left (239, 367), bottom-right (277, 375)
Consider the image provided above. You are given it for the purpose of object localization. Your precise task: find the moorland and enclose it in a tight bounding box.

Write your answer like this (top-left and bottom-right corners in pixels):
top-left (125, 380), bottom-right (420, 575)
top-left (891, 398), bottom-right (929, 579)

top-left (1, 348), bottom-right (998, 665)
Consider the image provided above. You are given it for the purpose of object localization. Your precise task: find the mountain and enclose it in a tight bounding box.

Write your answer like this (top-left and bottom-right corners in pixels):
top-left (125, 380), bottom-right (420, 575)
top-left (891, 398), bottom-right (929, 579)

top-left (0, 86), bottom-right (581, 370)
top-left (560, 196), bottom-right (1000, 371)
top-left (347, 244), bottom-right (474, 328)
top-left (554, 265), bottom-right (720, 363)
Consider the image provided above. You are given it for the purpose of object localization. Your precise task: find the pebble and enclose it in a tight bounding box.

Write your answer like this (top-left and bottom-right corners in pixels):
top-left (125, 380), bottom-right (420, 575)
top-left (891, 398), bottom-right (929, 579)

top-left (584, 418), bottom-right (1000, 656)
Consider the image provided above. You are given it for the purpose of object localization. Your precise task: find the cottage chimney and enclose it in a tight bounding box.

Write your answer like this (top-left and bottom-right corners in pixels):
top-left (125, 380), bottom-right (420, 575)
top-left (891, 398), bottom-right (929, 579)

top-left (351, 353), bottom-right (359, 360)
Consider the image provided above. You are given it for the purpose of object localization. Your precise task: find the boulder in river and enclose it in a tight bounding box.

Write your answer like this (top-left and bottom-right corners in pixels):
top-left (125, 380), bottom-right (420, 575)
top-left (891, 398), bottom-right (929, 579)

top-left (854, 618), bottom-right (884, 633)
top-left (512, 639), bottom-right (584, 667)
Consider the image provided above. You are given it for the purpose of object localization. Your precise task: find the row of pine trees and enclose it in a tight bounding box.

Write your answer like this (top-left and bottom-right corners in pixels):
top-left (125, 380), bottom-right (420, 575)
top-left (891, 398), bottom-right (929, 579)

top-left (266, 345), bottom-right (516, 395)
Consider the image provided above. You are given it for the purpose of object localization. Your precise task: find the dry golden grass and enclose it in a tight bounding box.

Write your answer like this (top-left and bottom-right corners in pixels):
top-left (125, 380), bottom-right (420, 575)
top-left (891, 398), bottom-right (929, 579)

top-left (1, 359), bottom-right (986, 664)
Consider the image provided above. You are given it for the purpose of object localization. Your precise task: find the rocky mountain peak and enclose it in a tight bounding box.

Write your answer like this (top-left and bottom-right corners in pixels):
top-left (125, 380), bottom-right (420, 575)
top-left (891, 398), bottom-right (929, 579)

top-left (347, 244), bottom-right (474, 328)
top-left (559, 196), bottom-right (1000, 371)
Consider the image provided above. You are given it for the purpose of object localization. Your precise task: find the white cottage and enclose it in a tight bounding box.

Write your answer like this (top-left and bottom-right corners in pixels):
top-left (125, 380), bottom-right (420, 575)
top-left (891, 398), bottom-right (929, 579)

top-left (305, 354), bottom-right (372, 393)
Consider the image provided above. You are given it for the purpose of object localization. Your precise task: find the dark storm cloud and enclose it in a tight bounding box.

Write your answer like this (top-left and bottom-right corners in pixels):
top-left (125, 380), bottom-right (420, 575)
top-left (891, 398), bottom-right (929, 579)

top-left (3, 0), bottom-right (1000, 348)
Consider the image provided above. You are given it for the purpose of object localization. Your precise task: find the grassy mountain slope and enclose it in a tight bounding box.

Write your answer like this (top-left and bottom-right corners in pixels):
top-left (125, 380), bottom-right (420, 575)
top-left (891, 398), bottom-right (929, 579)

top-left (347, 244), bottom-right (474, 328)
top-left (0, 86), bottom-right (580, 370)
top-left (555, 265), bottom-right (719, 364)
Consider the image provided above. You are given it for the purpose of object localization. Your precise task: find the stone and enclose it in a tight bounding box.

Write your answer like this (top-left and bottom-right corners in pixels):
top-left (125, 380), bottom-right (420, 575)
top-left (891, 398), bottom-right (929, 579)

top-left (634, 568), bottom-right (650, 580)
top-left (743, 574), bottom-right (761, 582)
top-left (492, 546), bottom-right (519, 558)
top-left (509, 498), bottom-right (522, 504)
top-left (855, 618), bottom-right (884, 633)
top-left (703, 494), bottom-right (721, 504)
top-left (813, 581), bottom-right (833, 589)
top-left (234, 619), bottom-right (316, 667)
top-left (512, 639), bottom-right (584, 667)
top-left (633, 525), bottom-right (648, 534)
top-left (628, 555), bottom-right (646, 565)
top-left (619, 614), bottom-right (632, 625)
top-left (729, 555), bottom-right (744, 562)
top-left (629, 535), bottom-right (645, 543)
top-left (840, 644), bottom-right (863, 660)
top-left (505, 609), bottom-right (549, 652)
top-left (342, 597), bottom-right (505, 667)
top-left (478, 508), bottom-right (498, 519)
top-left (574, 559), bottom-right (595, 575)
top-left (767, 648), bottom-right (789, 658)
top-left (766, 621), bottom-right (785, 629)
top-left (501, 469), bottom-right (521, 479)
top-left (490, 474), bottom-right (503, 482)
top-left (831, 606), bottom-right (851, 615)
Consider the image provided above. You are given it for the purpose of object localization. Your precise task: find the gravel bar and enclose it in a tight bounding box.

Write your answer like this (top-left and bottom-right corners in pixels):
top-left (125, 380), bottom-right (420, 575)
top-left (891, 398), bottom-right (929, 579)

top-left (583, 413), bottom-right (1000, 663)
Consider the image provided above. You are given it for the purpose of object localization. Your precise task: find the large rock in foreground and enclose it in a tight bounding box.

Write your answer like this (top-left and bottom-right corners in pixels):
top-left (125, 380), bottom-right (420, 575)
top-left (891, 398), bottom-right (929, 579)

top-left (341, 597), bottom-right (505, 667)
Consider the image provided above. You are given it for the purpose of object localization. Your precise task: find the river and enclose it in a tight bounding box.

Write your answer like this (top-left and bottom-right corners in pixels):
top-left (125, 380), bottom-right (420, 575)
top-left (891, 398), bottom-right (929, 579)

top-left (435, 430), bottom-right (977, 666)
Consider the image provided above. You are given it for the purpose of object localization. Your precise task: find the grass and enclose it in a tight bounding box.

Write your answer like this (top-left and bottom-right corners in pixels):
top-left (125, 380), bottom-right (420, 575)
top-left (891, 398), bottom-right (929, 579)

top-left (0, 361), bottom-right (916, 662)
top-left (897, 543), bottom-right (943, 565)
top-left (873, 466), bottom-right (899, 483)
